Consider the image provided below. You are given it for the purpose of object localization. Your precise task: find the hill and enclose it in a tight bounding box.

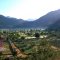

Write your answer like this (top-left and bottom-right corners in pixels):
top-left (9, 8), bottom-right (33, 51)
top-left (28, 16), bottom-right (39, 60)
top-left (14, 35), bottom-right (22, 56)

top-left (0, 15), bottom-right (25, 28)
top-left (47, 19), bottom-right (60, 31)
top-left (0, 9), bottom-right (60, 29)
top-left (14, 9), bottom-right (60, 29)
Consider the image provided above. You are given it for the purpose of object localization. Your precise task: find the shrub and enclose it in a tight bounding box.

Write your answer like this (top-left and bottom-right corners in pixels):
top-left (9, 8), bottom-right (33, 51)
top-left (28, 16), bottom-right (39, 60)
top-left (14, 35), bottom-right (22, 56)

top-left (35, 33), bottom-right (40, 38)
top-left (21, 36), bottom-right (25, 39)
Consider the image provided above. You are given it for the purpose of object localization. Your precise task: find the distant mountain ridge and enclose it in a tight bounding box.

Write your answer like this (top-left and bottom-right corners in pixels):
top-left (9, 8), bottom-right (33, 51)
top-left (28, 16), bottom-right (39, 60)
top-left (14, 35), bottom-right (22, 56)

top-left (0, 15), bottom-right (25, 28)
top-left (0, 9), bottom-right (60, 29)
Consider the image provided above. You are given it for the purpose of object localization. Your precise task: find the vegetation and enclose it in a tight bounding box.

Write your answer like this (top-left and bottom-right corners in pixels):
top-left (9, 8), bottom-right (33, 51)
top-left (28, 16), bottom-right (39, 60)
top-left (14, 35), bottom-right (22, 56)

top-left (35, 32), bottom-right (40, 38)
top-left (0, 30), bottom-right (60, 60)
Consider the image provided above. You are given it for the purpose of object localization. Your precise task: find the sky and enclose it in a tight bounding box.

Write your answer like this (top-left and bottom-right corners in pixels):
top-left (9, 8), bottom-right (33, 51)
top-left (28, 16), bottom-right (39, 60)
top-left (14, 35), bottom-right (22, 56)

top-left (0, 0), bottom-right (60, 20)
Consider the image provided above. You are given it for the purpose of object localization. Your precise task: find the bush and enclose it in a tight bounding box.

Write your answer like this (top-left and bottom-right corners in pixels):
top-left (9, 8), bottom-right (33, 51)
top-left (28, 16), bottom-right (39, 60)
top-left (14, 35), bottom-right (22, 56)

top-left (21, 36), bottom-right (25, 39)
top-left (35, 33), bottom-right (40, 38)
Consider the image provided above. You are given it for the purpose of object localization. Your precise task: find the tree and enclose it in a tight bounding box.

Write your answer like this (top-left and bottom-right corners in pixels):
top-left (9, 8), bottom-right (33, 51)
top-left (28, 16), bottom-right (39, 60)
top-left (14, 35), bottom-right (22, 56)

top-left (35, 33), bottom-right (40, 38)
top-left (21, 36), bottom-right (25, 39)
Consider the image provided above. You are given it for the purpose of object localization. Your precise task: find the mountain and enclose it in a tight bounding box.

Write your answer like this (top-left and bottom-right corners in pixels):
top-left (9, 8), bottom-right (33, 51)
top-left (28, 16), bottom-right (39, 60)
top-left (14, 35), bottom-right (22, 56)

top-left (46, 9), bottom-right (60, 31)
top-left (47, 19), bottom-right (60, 31)
top-left (0, 9), bottom-right (60, 29)
top-left (0, 15), bottom-right (25, 28)
top-left (15, 9), bottom-right (60, 29)
top-left (34, 10), bottom-right (60, 28)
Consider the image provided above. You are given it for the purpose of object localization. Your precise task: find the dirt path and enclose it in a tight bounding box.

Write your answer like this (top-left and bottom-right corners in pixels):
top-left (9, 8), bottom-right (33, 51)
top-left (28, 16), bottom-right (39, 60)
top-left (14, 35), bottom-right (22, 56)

top-left (8, 40), bottom-right (28, 58)
top-left (51, 46), bottom-right (60, 51)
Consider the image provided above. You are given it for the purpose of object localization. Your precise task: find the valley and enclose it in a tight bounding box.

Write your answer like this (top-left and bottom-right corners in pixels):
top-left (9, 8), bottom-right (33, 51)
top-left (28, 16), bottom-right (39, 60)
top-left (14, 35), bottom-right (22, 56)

top-left (0, 30), bottom-right (60, 60)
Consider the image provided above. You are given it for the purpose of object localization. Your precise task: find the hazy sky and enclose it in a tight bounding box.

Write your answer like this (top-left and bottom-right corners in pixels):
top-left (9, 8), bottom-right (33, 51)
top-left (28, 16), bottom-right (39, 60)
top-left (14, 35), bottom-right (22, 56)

top-left (0, 0), bottom-right (60, 20)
